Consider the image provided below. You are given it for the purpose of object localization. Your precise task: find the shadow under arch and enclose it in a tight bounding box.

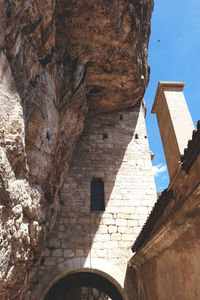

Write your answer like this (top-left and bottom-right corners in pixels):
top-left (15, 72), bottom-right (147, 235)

top-left (30, 258), bottom-right (128, 300)
top-left (42, 268), bottom-right (127, 300)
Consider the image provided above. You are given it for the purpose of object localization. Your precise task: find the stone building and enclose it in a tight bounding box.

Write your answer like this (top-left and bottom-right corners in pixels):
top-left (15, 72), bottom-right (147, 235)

top-left (126, 82), bottom-right (200, 300)
top-left (28, 82), bottom-right (200, 300)
top-left (30, 100), bottom-right (157, 299)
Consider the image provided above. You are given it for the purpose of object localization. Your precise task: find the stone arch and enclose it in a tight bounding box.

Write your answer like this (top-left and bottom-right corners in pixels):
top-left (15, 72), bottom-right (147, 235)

top-left (30, 258), bottom-right (128, 300)
top-left (44, 270), bottom-right (125, 299)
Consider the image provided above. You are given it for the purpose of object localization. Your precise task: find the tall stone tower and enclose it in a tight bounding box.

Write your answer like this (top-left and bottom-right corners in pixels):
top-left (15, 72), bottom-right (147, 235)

top-left (30, 101), bottom-right (157, 300)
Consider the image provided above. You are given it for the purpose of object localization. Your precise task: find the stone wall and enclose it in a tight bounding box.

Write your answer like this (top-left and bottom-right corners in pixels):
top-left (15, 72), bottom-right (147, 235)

top-left (30, 102), bottom-right (157, 299)
top-left (0, 1), bottom-right (153, 297)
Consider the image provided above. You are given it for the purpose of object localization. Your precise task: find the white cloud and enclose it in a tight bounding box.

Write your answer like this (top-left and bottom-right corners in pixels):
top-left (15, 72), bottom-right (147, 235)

top-left (152, 163), bottom-right (167, 177)
top-left (161, 175), bottom-right (168, 181)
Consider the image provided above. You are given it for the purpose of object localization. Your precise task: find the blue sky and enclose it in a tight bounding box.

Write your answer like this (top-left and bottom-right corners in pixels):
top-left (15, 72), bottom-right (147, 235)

top-left (145, 0), bottom-right (200, 191)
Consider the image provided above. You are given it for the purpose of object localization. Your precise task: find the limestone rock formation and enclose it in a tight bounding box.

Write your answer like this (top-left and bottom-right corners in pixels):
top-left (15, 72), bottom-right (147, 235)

top-left (0, 0), bottom-right (153, 298)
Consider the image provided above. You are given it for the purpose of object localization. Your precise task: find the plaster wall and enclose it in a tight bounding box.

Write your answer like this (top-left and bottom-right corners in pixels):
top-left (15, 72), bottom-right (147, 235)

top-left (126, 133), bottom-right (200, 300)
top-left (127, 213), bottom-right (200, 300)
top-left (153, 91), bottom-right (179, 180)
top-left (164, 90), bottom-right (194, 154)
top-left (30, 102), bottom-right (157, 299)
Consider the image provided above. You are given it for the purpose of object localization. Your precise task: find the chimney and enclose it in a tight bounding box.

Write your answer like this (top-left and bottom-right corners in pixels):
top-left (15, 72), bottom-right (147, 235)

top-left (152, 82), bottom-right (195, 181)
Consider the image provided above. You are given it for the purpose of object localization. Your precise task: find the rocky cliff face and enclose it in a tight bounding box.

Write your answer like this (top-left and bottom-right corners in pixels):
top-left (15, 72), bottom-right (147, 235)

top-left (0, 0), bottom-right (153, 298)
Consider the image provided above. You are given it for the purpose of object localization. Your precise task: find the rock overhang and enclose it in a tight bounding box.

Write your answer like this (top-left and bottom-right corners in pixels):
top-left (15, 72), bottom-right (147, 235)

top-left (0, 1), bottom-right (154, 298)
top-left (56, 0), bottom-right (154, 115)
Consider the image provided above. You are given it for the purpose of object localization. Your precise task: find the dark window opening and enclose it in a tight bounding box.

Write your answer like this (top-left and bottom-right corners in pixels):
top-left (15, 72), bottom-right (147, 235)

top-left (120, 114), bottom-right (123, 120)
top-left (91, 178), bottom-right (105, 211)
top-left (135, 133), bottom-right (139, 139)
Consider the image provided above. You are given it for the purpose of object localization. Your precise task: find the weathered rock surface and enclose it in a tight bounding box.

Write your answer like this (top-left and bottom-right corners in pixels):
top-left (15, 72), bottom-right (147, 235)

top-left (0, 0), bottom-right (153, 298)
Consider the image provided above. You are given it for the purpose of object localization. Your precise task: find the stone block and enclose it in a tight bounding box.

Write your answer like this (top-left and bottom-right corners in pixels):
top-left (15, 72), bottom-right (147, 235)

top-left (44, 248), bottom-right (51, 256)
top-left (105, 206), bottom-right (120, 213)
top-left (102, 218), bottom-right (115, 225)
top-left (93, 249), bottom-right (108, 258)
top-left (58, 217), bottom-right (65, 224)
top-left (45, 257), bottom-right (56, 266)
top-left (57, 257), bottom-right (64, 264)
top-left (117, 213), bottom-right (133, 219)
top-left (94, 234), bottom-right (110, 241)
top-left (70, 218), bottom-right (76, 225)
top-left (118, 241), bottom-right (132, 248)
top-left (121, 234), bottom-right (137, 241)
top-left (119, 207), bottom-right (136, 214)
top-left (91, 241), bottom-right (103, 249)
top-left (111, 233), bottom-right (122, 241)
top-left (102, 241), bottom-right (118, 249)
top-left (116, 219), bottom-right (127, 226)
top-left (52, 249), bottom-right (63, 257)
top-left (97, 225), bottom-right (108, 234)
top-left (108, 248), bottom-right (121, 257)
top-left (127, 220), bottom-right (138, 226)
top-left (118, 226), bottom-right (127, 233)
top-left (48, 239), bottom-right (61, 248)
top-left (58, 232), bottom-right (67, 239)
top-left (58, 225), bottom-right (64, 232)
top-left (64, 249), bottom-right (75, 257)
top-left (76, 249), bottom-right (84, 257)
top-left (78, 217), bottom-right (90, 224)
top-left (108, 226), bottom-right (117, 233)
top-left (135, 206), bottom-right (149, 215)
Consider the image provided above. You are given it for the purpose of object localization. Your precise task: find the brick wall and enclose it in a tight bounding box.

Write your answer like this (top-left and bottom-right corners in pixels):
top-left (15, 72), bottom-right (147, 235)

top-left (33, 102), bottom-right (157, 297)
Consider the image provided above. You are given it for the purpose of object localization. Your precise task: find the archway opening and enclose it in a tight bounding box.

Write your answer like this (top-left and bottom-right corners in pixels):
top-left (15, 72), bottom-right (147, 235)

top-left (44, 271), bottom-right (124, 300)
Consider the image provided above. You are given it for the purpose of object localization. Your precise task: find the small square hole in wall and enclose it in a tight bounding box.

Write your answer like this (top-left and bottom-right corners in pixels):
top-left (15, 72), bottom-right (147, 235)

top-left (120, 114), bottom-right (123, 120)
top-left (103, 133), bottom-right (108, 140)
top-left (135, 133), bottom-right (139, 139)
top-left (46, 132), bottom-right (50, 140)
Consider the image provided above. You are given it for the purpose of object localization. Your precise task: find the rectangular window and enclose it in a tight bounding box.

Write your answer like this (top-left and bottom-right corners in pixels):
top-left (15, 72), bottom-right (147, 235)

top-left (91, 178), bottom-right (105, 211)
